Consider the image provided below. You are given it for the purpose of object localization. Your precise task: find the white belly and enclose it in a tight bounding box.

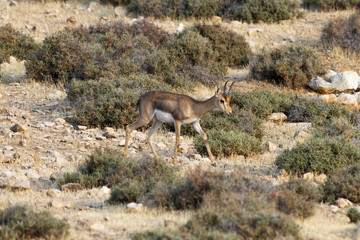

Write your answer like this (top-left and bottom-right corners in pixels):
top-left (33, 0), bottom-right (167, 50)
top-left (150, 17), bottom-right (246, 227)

top-left (154, 110), bottom-right (199, 124)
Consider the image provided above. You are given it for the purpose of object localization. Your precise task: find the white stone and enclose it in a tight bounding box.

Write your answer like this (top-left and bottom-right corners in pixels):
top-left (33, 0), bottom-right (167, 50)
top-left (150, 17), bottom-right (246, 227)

top-left (268, 112), bottom-right (287, 122)
top-left (308, 76), bottom-right (336, 94)
top-left (336, 198), bottom-right (352, 208)
top-left (267, 141), bottom-right (277, 153)
top-left (329, 71), bottom-right (359, 92)
top-left (314, 173), bottom-right (327, 183)
top-left (336, 93), bottom-right (358, 109)
top-left (325, 70), bottom-right (337, 80)
top-left (303, 172), bottom-right (314, 180)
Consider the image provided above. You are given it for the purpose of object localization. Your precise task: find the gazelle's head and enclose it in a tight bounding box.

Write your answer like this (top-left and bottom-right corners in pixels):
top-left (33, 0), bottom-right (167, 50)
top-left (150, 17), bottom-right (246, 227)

top-left (215, 80), bottom-right (235, 115)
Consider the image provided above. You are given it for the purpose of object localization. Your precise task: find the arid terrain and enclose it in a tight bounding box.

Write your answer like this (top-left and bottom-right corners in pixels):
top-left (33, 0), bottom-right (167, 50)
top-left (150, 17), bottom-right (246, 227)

top-left (0, 0), bottom-right (359, 239)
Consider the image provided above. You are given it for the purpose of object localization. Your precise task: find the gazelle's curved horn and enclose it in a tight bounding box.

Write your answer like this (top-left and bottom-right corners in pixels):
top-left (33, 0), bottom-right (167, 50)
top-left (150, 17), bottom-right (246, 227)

top-left (223, 80), bottom-right (230, 94)
top-left (228, 81), bottom-right (236, 95)
top-left (216, 86), bottom-right (220, 94)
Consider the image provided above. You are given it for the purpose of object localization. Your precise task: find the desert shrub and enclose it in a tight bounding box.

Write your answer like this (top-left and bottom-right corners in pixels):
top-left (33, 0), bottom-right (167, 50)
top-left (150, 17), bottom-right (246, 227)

top-left (100, 0), bottom-right (131, 6)
top-left (0, 25), bottom-right (39, 64)
top-left (302, 0), bottom-right (360, 11)
top-left (233, 0), bottom-right (300, 23)
top-left (323, 165), bottom-right (360, 203)
top-left (232, 90), bottom-right (294, 119)
top-left (194, 129), bottom-right (263, 157)
top-left (321, 13), bottom-right (360, 53)
top-left (276, 135), bottom-right (360, 176)
top-left (184, 208), bottom-right (300, 240)
top-left (126, 0), bottom-right (224, 19)
top-left (0, 205), bottom-right (69, 240)
top-left (347, 207), bottom-right (360, 223)
top-left (67, 74), bottom-right (172, 129)
top-left (132, 231), bottom-right (183, 240)
top-left (250, 45), bottom-right (326, 89)
top-left (286, 103), bottom-right (312, 122)
top-left (273, 189), bottom-right (315, 219)
top-left (58, 148), bottom-right (176, 192)
top-left (285, 178), bottom-right (323, 202)
top-left (192, 24), bottom-right (251, 68)
top-left (325, 117), bottom-right (358, 140)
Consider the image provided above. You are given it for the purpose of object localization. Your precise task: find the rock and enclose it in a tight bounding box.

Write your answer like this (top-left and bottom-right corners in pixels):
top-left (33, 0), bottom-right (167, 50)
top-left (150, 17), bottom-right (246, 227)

top-left (103, 131), bottom-right (116, 139)
top-left (55, 118), bottom-right (66, 125)
top-left (48, 90), bottom-right (65, 100)
top-left (336, 198), bottom-right (352, 209)
top-left (47, 189), bottom-right (61, 197)
top-left (96, 136), bottom-right (106, 141)
top-left (268, 112), bottom-right (287, 122)
top-left (317, 94), bottom-right (337, 104)
top-left (266, 141), bottom-right (277, 153)
top-left (336, 93), bottom-right (358, 109)
top-left (126, 202), bottom-right (144, 213)
top-left (308, 76), bottom-right (336, 94)
top-left (247, 28), bottom-right (263, 36)
top-left (10, 123), bottom-right (26, 133)
top-left (0, 177), bottom-right (10, 189)
top-left (274, 169), bottom-right (289, 179)
top-left (211, 16), bottom-right (222, 23)
top-left (101, 186), bottom-right (111, 194)
top-left (51, 199), bottom-right (73, 208)
top-left (325, 69), bottom-right (337, 80)
top-left (67, 16), bottom-right (76, 24)
top-left (176, 23), bottom-right (184, 32)
top-left (329, 71), bottom-right (359, 92)
top-left (247, 41), bottom-right (255, 47)
top-left (50, 171), bottom-right (63, 181)
top-left (89, 222), bottom-right (106, 232)
top-left (88, 1), bottom-right (99, 11)
top-left (314, 173), bottom-right (327, 183)
top-left (303, 172), bottom-right (314, 180)
top-left (61, 3), bottom-right (71, 9)
top-left (114, 6), bottom-right (125, 17)
top-left (12, 180), bottom-right (31, 190)
top-left (294, 130), bottom-right (311, 141)
top-left (61, 183), bottom-right (82, 192)
top-left (25, 169), bottom-right (40, 179)
top-left (119, 139), bottom-right (126, 146)
top-left (283, 36), bottom-right (295, 42)
top-left (9, 0), bottom-right (17, 6)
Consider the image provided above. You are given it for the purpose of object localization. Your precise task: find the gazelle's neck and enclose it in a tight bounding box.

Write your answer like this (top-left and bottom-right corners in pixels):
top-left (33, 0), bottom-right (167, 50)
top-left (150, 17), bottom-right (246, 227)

top-left (195, 95), bottom-right (218, 116)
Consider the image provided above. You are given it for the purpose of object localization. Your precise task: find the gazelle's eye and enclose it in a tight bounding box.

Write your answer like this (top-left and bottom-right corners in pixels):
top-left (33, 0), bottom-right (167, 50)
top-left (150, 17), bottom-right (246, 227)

top-left (220, 99), bottom-right (225, 103)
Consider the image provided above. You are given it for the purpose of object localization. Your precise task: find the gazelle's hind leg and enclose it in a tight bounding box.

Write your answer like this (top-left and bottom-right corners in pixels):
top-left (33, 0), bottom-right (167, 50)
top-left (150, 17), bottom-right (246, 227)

top-left (193, 120), bottom-right (216, 165)
top-left (147, 119), bottom-right (162, 159)
top-left (125, 118), bottom-right (151, 157)
top-left (173, 120), bottom-right (182, 166)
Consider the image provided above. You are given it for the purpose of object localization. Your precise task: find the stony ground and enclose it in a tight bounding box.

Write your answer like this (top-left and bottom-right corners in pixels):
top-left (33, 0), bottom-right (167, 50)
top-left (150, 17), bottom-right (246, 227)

top-left (0, 1), bottom-right (359, 239)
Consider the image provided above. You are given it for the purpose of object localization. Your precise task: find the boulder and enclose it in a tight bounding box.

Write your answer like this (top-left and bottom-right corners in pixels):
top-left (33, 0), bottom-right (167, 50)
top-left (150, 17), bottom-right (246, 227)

top-left (308, 77), bottom-right (336, 94)
top-left (126, 202), bottom-right (145, 213)
top-left (10, 123), bottom-right (26, 133)
top-left (329, 71), bottom-right (359, 92)
top-left (324, 70), bottom-right (337, 80)
top-left (61, 183), bottom-right (82, 192)
top-left (336, 198), bottom-right (352, 208)
top-left (11, 180), bottom-right (31, 190)
top-left (247, 28), bottom-right (263, 36)
top-left (314, 173), bottom-right (327, 183)
top-left (266, 141), bottom-right (277, 153)
top-left (303, 172), bottom-right (314, 181)
top-left (268, 112), bottom-right (287, 122)
top-left (336, 93), bottom-right (358, 109)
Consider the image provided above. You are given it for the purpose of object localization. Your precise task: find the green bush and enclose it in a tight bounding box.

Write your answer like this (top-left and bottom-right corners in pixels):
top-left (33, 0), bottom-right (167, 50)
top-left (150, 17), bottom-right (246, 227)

top-left (185, 208), bottom-right (300, 240)
top-left (0, 205), bottom-right (69, 240)
top-left (194, 129), bottom-right (263, 157)
top-left (233, 0), bottom-right (300, 23)
top-left (285, 178), bottom-right (323, 202)
top-left (126, 0), bottom-right (224, 19)
top-left (250, 45), bottom-right (326, 89)
top-left (347, 207), bottom-right (360, 223)
top-left (323, 165), bottom-right (360, 203)
top-left (321, 12), bottom-right (360, 53)
top-left (276, 135), bottom-right (360, 176)
top-left (302, 0), bottom-right (360, 11)
top-left (58, 148), bottom-right (176, 190)
top-left (232, 90), bottom-right (294, 119)
top-left (193, 24), bottom-right (250, 68)
top-left (0, 25), bottom-right (39, 64)
top-left (67, 74), bottom-right (172, 129)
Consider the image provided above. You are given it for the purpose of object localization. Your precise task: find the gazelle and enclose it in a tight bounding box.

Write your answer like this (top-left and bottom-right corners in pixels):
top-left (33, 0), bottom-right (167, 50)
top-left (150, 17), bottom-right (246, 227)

top-left (124, 81), bottom-right (236, 166)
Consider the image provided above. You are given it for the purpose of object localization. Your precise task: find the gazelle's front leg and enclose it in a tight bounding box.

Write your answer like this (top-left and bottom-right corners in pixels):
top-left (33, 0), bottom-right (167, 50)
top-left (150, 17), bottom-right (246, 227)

top-left (193, 121), bottom-right (215, 165)
top-left (173, 120), bottom-right (182, 166)
top-left (125, 118), bottom-right (149, 157)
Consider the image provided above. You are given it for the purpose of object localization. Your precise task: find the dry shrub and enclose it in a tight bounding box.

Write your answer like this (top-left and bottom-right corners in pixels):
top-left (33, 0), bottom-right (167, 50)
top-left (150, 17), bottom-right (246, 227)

top-left (347, 207), bottom-right (360, 223)
top-left (0, 25), bottom-right (39, 64)
top-left (276, 135), bottom-right (360, 176)
top-left (250, 45), bottom-right (326, 89)
top-left (0, 205), bottom-right (69, 240)
top-left (323, 165), bottom-right (360, 203)
top-left (303, 0), bottom-right (360, 11)
top-left (321, 12), bottom-right (360, 53)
